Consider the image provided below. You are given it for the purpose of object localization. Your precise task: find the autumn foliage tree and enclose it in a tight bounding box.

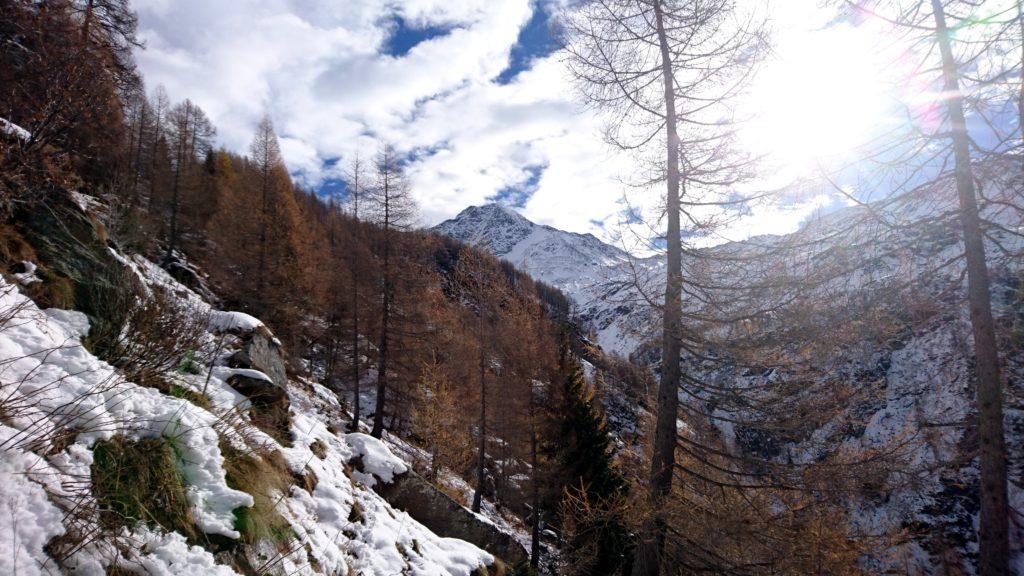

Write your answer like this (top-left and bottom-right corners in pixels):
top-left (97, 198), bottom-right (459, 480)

top-left (0, 0), bottom-right (138, 190)
top-left (203, 116), bottom-right (313, 347)
top-left (366, 143), bottom-right (417, 438)
top-left (1, 4), bottom-right (621, 571)
top-left (163, 99), bottom-right (214, 263)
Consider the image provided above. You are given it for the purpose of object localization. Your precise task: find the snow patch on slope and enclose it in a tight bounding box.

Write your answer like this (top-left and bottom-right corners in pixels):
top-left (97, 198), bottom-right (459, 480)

top-left (345, 432), bottom-right (408, 486)
top-left (0, 117), bottom-right (30, 141)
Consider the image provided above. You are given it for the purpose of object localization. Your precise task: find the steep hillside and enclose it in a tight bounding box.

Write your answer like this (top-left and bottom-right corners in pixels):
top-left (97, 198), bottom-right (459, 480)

top-left (0, 190), bottom-right (509, 575)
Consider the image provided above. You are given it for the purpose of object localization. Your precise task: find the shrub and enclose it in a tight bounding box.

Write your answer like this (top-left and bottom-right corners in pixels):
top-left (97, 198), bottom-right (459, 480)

top-left (169, 383), bottom-right (212, 411)
top-left (178, 349), bottom-right (203, 375)
top-left (91, 436), bottom-right (197, 539)
top-left (247, 400), bottom-right (293, 447)
top-left (98, 286), bottom-right (210, 391)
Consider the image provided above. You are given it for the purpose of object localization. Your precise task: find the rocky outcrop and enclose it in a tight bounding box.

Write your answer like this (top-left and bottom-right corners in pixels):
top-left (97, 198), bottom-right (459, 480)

top-left (12, 186), bottom-right (135, 347)
top-left (226, 370), bottom-right (288, 407)
top-left (212, 316), bottom-right (293, 445)
top-left (373, 470), bottom-right (529, 567)
top-left (225, 326), bottom-right (289, 391)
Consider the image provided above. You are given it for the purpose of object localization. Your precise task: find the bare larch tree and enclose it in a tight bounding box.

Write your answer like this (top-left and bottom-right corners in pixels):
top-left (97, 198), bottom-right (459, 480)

top-left (563, 1), bottom-right (763, 573)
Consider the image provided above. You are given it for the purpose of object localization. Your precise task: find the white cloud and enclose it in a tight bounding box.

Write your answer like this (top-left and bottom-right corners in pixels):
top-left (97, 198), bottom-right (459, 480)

top-left (132, 0), bottom-right (836, 245)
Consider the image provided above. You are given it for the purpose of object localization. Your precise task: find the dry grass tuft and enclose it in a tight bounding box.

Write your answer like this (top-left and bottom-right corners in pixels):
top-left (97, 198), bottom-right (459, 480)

top-left (219, 438), bottom-right (294, 544)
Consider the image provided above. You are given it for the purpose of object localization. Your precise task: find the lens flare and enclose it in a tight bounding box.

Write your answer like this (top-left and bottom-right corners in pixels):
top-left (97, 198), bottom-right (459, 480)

top-left (742, 24), bottom-right (897, 177)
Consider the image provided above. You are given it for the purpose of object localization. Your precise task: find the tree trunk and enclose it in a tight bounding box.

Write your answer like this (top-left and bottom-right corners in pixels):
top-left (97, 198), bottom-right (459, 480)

top-left (350, 188), bottom-right (362, 431)
top-left (371, 192), bottom-right (392, 438)
top-left (472, 345), bottom-right (487, 513)
top-left (132, 103), bottom-right (146, 205)
top-left (530, 402), bottom-right (541, 570)
top-left (148, 108), bottom-right (162, 212)
top-left (256, 141), bottom-right (269, 307)
top-left (370, 243), bottom-right (390, 438)
top-left (1018, 0), bottom-right (1023, 172)
top-left (81, 0), bottom-right (95, 41)
top-left (351, 281), bottom-right (361, 431)
top-left (126, 104), bottom-right (138, 198)
top-left (165, 103), bottom-right (189, 265)
top-left (632, 1), bottom-right (682, 575)
top-left (931, 2), bottom-right (1009, 574)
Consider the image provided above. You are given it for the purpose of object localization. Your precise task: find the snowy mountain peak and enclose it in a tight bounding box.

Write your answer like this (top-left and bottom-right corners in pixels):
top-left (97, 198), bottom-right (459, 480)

top-left (434, 203), bottom-right (536, 257)
top-left (434, 203), bottom-right (629, 263)
top-left (433, 204), bottom-right (644, 354)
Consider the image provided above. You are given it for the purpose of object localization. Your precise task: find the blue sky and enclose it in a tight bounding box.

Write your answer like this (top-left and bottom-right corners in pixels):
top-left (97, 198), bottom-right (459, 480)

top-left (320, 3), bottom-right (559, 206)
top-left (128, 0), bottom-right (830, 242)
top-left (314, 3), bottom-right (559, 205)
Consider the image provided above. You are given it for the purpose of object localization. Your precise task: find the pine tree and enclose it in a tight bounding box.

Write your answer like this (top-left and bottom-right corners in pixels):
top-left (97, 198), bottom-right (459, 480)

top-left (551, 337), bottom-right (630, 576)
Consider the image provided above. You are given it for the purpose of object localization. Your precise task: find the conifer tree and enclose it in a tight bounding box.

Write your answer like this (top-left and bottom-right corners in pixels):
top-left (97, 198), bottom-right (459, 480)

top-left (551, 337), bottom-right (630, 575)
top-left (564, 4), bottom-right (765, 571)
top-left (412, 354), bottom-right (473, 479)
top-left (251, 114), bottom-right (283, 299)
top-left (206, 120), bottom-right (311, 345)
top-left (148, 86), bottom-right (171, 212)
top-left (164, 99), bottom-right (214, 263)
top-left (345, 153), bottom-right (367, 430)
top-left (451, 248), bottom-right (504, 512)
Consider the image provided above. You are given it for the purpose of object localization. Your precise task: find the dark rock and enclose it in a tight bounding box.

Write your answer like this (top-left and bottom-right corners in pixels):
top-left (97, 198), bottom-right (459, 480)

top-left (373, 469), bottom-right (529, 567)
top-left (220, 320), bottom-right (293, 444)
top-left (226, 371), bottom-right (292, 446)
top-left (13, 186), bottom-right (136, 350)
top-left (226, 372), bottom-right (288, 407)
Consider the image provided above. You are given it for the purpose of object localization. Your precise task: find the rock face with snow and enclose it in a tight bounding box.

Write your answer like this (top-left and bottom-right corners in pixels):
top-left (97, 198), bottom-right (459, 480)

top-left (213, 314), bottom-right (289, 391)
top-left (434, 204), bottom-right (653, 354)
top-left (376, 468), bottom-right (531, 567)
top-left (434, 195), bottom-right (1024, 573)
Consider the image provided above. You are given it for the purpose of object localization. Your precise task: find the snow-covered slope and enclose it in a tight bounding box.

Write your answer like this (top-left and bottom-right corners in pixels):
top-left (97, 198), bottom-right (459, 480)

top-left (434, 204), bottom-right (653, 354)
top-left (0, 257), bottom-right (494, 575)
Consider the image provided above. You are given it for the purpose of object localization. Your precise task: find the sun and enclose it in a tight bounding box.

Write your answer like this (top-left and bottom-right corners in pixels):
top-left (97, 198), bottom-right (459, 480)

top-left (741, 23), bottom-right (895, 178)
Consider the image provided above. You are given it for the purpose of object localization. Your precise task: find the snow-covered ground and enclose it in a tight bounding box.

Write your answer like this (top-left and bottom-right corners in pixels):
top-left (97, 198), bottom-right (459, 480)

top-left (0, 254), bottom-right (494, 575)
top-left (0, 116), bottom-right (30, 142)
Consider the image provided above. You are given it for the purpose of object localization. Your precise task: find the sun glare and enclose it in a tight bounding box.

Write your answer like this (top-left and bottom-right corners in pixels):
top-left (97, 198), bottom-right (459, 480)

top-left (742, 24), bottom-right (894, 178)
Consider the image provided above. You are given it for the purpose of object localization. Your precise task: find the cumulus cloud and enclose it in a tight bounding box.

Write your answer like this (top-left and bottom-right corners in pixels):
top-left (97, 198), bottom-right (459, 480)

top-left (131, 0), bottom-right (636, 234)
top-left (131, 0), bottom-right (833, 244)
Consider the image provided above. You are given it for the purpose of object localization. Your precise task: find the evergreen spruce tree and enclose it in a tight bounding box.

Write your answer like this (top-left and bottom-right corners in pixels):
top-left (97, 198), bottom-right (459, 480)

top-left (551, 334), bottom-right (631, 575)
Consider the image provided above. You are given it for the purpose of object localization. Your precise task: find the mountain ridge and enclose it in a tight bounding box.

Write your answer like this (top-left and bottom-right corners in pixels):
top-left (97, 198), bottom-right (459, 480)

top-left (433, 203), bottom-right (650, 354)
